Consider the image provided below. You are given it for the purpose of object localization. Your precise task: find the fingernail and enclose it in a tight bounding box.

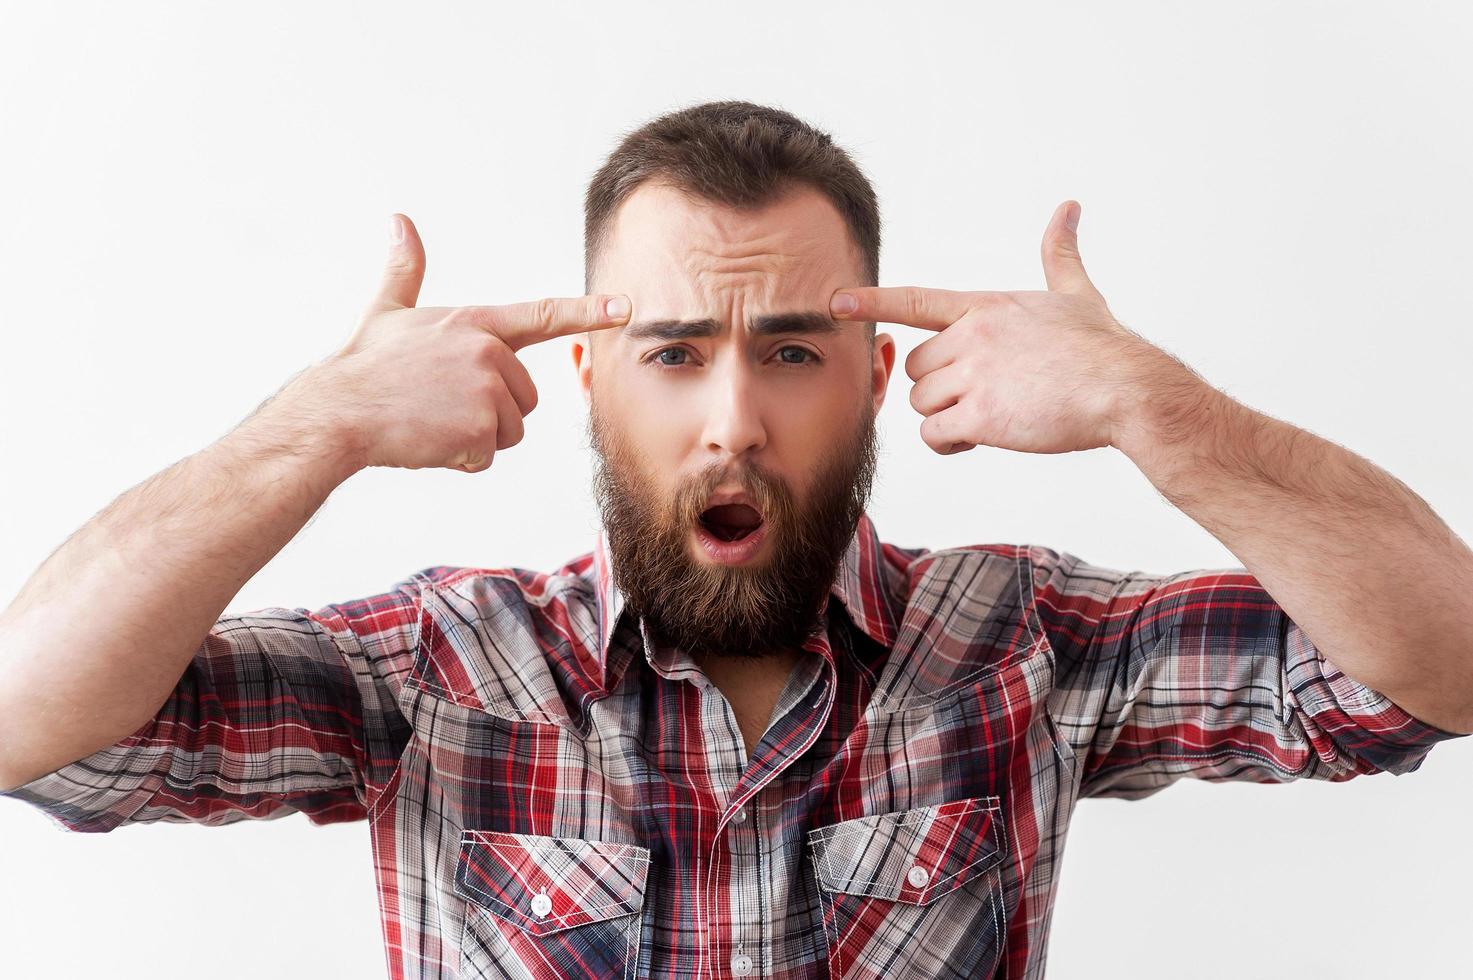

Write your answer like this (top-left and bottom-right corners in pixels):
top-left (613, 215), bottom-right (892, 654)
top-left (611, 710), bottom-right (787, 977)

top-left (830, 293), bottom-right (858, 315)
top-left (605, 295), bottom-right (630, 319)
top-left (1065, 203), bottom-right (1080, 232)
top-left (388, 214), bottom-right (404, 245)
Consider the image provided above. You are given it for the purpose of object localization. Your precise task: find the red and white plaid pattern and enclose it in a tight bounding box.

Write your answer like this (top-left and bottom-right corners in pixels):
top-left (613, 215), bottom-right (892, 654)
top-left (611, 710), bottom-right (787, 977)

top-left (4, 511), bottom-right (1464, 978)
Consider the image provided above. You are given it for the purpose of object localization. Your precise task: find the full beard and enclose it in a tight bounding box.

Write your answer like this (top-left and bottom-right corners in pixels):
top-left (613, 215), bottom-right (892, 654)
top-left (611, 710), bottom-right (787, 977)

top-left (587, 399), bottom-right (880, 661)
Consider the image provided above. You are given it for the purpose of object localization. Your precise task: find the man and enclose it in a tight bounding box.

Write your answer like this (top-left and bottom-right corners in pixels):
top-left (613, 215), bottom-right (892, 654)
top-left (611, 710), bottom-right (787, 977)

top-left (0, 101), bottom-right (1468, 979)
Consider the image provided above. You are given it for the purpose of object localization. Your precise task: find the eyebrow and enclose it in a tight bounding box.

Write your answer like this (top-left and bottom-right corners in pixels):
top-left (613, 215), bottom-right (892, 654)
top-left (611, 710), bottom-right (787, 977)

top-left (622, 310), bottom-right (841, 342)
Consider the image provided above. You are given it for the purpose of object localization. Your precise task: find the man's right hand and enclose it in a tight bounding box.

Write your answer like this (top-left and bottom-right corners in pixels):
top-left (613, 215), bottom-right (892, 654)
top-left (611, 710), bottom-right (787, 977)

top-left (273, 212), bottom-right (631, 474)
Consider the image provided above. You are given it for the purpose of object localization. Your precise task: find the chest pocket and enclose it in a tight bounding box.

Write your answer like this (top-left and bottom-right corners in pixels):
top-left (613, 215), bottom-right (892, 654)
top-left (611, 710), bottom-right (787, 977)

top-left (807, 797), bottom-right (1008, 979)
top-left (454, 830), bottom-right (650, 980)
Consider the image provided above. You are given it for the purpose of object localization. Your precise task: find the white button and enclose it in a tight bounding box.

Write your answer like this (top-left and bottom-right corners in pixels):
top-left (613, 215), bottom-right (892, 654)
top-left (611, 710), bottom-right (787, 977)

top-left (530, 892), bottom-right (552, 918)
top-left (731, 952), bottom-right (754, 976)
top-left (906, 865), bottom-right (930, 888)
top-left (731, 806), bottom-right (748, 824)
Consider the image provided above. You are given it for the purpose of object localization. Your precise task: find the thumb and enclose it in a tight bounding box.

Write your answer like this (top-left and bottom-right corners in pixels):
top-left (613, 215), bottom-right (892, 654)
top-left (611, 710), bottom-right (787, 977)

top-left (370, 213), bottom-right (426, 312)
top-left (1040, 200), bottom-right (1101, 299)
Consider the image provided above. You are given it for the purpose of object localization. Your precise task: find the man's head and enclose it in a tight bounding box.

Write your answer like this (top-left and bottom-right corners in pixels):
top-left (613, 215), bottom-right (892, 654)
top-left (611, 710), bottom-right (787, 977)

top-left (570, 101), bottom-right (897, 659)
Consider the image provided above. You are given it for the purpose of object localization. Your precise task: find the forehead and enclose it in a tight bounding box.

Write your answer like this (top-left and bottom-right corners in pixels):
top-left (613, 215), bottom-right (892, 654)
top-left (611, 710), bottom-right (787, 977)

top-left (594, 181), bottom-right (864, 312)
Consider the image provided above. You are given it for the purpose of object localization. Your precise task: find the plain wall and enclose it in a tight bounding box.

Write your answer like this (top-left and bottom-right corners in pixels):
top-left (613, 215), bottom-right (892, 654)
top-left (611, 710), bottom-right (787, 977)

top-left (1, 1), bottom-right (1468, 976)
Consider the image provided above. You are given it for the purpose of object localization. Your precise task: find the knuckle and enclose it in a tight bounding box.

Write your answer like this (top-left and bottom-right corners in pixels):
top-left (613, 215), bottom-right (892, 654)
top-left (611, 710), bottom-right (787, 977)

top-left (498, 416), bottom-right (525, 450)
top-left (441, 307), bottom-right (473, 332)
top-left (384, 254), bottom-right (417, 279)
top-left (475, 334), bottom-right (506, 367)
top-left (471, 377), bottom-right (497, 407)
top-left (484, 373), bottom-right (511, 406)
top-left (535, 297), bottom-right (558, 333)
top-left (904, 289), bottom-right (928, 323)
top-left (471, 407), bottom-right (497, 437)
top-left (473, 305), bottom-right (506, 334)
top-left (908, 382), bottom-right (926, 414)
top-left (903, 349), bottom-right (924, 382)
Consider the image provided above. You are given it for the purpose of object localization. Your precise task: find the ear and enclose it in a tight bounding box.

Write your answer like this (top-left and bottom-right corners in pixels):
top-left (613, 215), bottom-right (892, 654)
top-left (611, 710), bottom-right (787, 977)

top-left (871, 330), bottom-right (896, 415)
top-left (570, 332), bottom-right (594, 408)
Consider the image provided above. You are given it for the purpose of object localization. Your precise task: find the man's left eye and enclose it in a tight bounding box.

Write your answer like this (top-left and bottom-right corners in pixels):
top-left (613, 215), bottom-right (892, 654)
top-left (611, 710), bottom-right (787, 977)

top-left (776, 346), bottom-right (818, 365)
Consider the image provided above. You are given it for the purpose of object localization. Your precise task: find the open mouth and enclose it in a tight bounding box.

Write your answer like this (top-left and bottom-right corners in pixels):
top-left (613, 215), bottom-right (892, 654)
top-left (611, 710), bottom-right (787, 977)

top-left (697, 503), bottom-right (765, 542)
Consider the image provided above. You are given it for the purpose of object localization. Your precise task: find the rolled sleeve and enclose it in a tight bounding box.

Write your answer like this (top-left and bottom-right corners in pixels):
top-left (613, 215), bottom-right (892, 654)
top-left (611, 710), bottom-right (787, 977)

top-left (1028, 546), bottom-right (1469, 801)
top-left (0, 578), bottom-right (425, 832)
top-left (1281, 616), bottom-right (1461, 777)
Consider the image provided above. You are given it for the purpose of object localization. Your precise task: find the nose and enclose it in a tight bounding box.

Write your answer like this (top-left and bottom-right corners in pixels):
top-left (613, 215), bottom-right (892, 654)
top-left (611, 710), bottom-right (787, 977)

top-left (698, 352), bottom-right (767, 460)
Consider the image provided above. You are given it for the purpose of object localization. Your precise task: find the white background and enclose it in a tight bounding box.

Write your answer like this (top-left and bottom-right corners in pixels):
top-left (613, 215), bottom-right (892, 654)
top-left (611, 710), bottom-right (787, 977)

top-left (1, 2), bottom-right (1469, 977)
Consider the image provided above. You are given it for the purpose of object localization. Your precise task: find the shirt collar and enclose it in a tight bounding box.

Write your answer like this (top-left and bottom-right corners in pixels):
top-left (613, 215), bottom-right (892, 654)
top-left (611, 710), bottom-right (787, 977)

top-left (590, 509), bottom-right (900, 685)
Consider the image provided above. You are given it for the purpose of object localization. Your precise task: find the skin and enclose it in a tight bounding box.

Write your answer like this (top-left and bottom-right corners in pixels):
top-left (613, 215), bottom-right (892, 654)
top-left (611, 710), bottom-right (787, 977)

top-left (5, 190), bottom-right (1464, 792)
top-left (830, 201), bottom-right (1473, 734)
top-left (576, 183), bottom-right (1472, 740)
top-left (0, 214), bottom-right (637, 789)
top-left (571, 182), bottom-right (897, 752)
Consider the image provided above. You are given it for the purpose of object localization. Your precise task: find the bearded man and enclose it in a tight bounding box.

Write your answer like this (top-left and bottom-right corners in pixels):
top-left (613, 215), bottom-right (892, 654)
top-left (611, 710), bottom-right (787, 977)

top-left (3, 101), bottom-right (1469, 980)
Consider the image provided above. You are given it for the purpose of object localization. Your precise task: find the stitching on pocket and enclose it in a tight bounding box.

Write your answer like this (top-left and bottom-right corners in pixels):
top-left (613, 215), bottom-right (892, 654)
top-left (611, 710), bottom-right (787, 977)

top-left (809, 798), bottom-right (1004, 901)
top-left (457, 839), bottom-right (648, 976)
top-left (986, 868), bottom-right (1002, 954)
top-left (812, 857), bottom-right (845, 979)
top-left (465, 828), bottom-right (650, 859)
top-left (811, 796), bottom-right (996, 846)
top-left (470, 891), bottom-right (642, 930)
top-left (459, 831), bottom-right (651, 930)
top-left (622, 903), bottom-right (637, 980)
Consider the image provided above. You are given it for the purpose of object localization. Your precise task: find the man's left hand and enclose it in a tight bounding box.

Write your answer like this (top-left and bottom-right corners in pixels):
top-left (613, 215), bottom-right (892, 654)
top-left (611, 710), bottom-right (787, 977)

top-left (829, 200), bottom-right (1196, 456)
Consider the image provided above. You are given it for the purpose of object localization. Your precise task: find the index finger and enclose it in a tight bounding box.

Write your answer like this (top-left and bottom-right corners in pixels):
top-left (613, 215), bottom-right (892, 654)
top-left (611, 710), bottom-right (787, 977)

top-left (829, 286), bottom-right (1000, 331)
top-left (471, 294), bottom-right (632, 351)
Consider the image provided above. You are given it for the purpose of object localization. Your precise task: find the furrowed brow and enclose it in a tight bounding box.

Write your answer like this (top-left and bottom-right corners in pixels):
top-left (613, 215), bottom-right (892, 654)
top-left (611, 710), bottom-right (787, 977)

top-left (622, 318), bottom-right (722, 341)
top-left (750, 311), bottom-right (841, 337)
top-left (622, 311), bottom-right (840, 342)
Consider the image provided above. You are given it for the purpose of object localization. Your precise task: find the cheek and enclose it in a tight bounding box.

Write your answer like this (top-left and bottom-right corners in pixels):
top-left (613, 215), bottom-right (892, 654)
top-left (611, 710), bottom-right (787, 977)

top-left (614, 373), bottom-right (700, 458)
top-left (770, 376), bottom-right (865, 442)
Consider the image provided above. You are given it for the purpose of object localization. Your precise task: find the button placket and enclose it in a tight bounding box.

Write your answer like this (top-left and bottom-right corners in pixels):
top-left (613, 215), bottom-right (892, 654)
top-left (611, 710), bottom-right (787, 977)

top-left (704, 641), bottom-right (834, 980)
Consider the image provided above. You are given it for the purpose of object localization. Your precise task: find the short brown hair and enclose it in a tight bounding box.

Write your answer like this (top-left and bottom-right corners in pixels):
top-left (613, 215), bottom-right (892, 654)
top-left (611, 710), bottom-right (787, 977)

top-left (583, 101), bottom-right (880, 334)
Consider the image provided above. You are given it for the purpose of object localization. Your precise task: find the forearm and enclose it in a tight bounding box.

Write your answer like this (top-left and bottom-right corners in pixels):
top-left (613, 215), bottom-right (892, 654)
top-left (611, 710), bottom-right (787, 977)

top-left (0, 392), bottom-right (363, 789)
top-left (1113, 371), bottom-right (1473, 734)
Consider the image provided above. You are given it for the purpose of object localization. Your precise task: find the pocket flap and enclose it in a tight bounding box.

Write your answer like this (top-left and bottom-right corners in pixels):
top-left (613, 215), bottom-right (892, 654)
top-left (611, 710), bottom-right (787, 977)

top-left (807, 797), bottom-right (1004, 906)
top-left (454, 830), bottom-right (651, 936)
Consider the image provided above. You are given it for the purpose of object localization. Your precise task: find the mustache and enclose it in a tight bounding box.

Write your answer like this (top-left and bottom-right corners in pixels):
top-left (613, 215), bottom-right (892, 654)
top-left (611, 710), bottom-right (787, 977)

top-left (585, 395), bottom-right (881, 660)
top-left (681, 465), bottom-right (781, 523)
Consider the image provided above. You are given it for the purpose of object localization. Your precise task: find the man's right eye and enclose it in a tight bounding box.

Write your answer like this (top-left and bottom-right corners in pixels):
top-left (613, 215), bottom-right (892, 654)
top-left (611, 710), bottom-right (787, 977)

top-left (648, 347), bottom-right (691, 368)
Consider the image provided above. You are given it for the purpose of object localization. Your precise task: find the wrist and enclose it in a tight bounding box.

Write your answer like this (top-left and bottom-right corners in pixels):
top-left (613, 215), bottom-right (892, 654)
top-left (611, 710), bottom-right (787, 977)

top-left (228, 367), bottom-right (366, 488)
top-left (1109, 355), bottom-right (1223, 465)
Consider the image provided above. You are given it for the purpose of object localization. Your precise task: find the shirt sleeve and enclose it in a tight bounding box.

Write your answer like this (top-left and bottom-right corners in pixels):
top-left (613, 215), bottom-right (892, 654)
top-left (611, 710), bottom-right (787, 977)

top-left (0, 574), bottom-right (428, 833)
top-left (1027, 546), bottom-right (1470, 801)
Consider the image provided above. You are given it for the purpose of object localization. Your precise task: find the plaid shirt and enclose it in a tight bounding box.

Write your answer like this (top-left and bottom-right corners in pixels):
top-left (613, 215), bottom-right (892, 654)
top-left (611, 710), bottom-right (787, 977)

top-left (4, 511), bottom-right (1465, 979)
